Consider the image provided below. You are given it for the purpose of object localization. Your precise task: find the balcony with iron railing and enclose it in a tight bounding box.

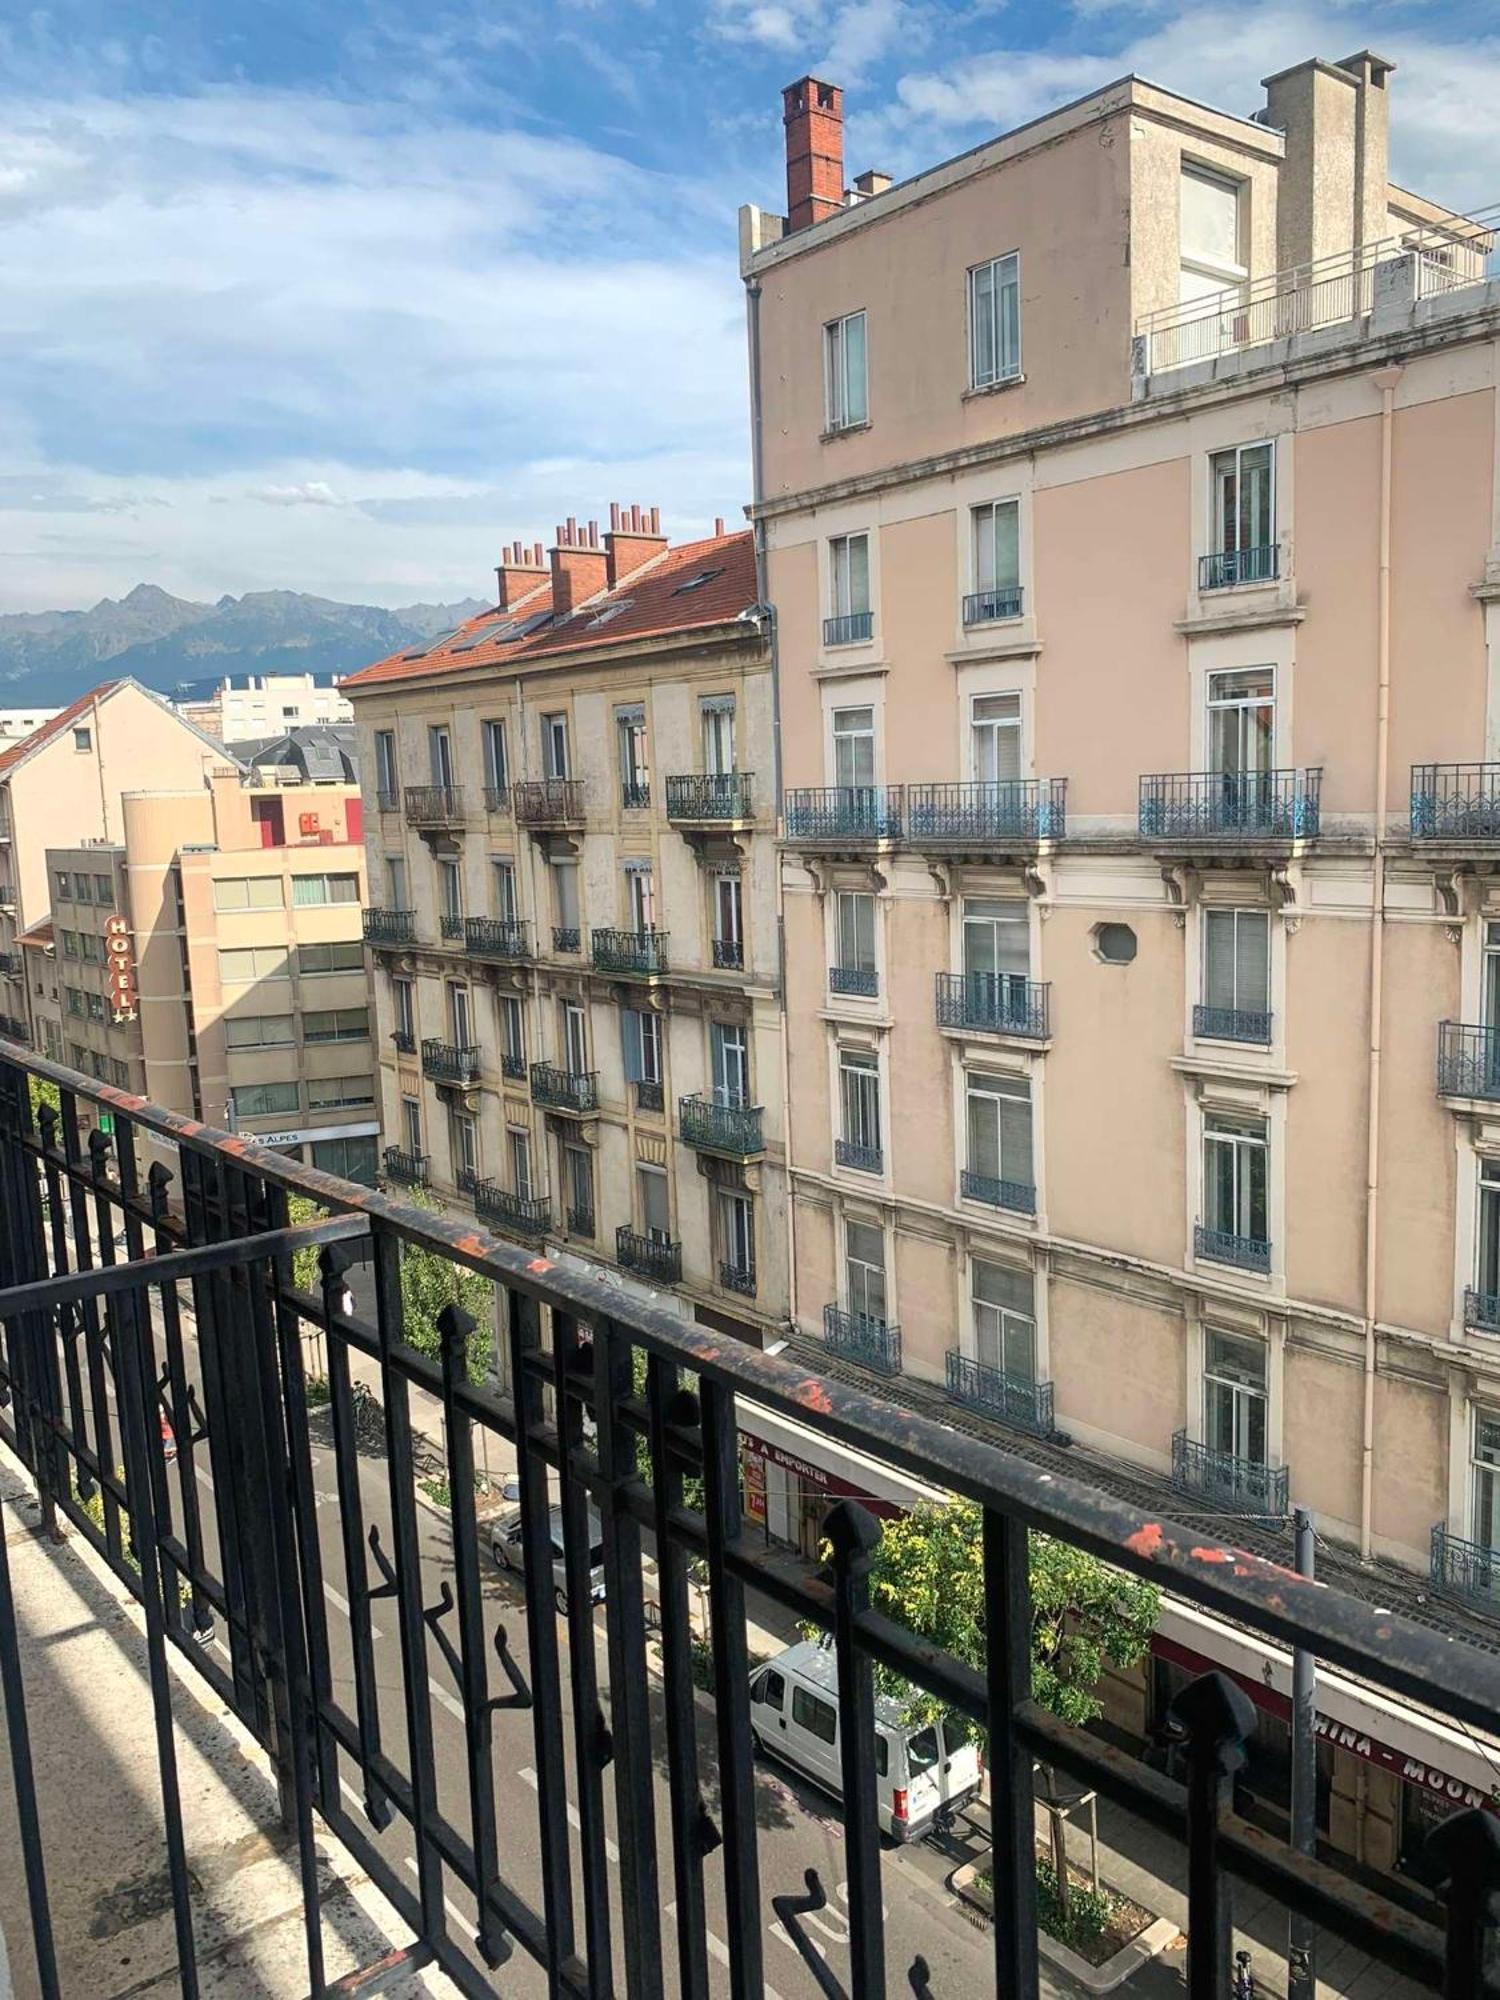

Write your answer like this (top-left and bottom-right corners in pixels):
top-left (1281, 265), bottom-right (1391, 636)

top-left (634, 1077), bottom-right (664, 1113)
top-left (1172, 1430), bottom-right (1289, 1519)
top-left (565, 1203), bottom-right (595, 1240)
top-left (679, 1093), bottom-right (764, 1159)
top-left (711, 938), bottom-right (743, 971)
top-left (962, 585), bottom-right (1024, 626)
top-left (822, 1302), bottom-right (901, 1375)
top-left (381, 1146), bottom-right (430, 1188)
top-left (465, 917), bottom-right (531, 961)
top-left (784, 785), bottom-right (903, 845)
top-left (404, 784), bottom-right (466, 828)
top-left (719, 1259), bottom-right (757, 1298)
top-left (421, 1038), bottom-right (481, 1085)
top-left (391, 1028), bottom-right (415, 1056)
top-left (959, 1167), bottom-right (1037, 1217)
top-left (500, 1051), bottom-right (526, 1081)
top-left (470, 1178), bottom-right (551, 1238)
top-left (621, 780), bottom-right (651, 812)
top-left (1194, 1223), bottom-right (1272, 1275)
top-left (1464, 1287), bottom-right (1500, 1334)
top-left (829, 964), bottom-right (878, 998)
top-left (0, 1044), bottom-right (1494, 2000)
top-left (665, 772), bottom-right (754, 824)
top-left (483, 784), bottom-right (510, 815)
top-left (0, 884), bottom-right (16, 910)
top-left (592, 927), bottom-right (669, 978)
top-left (1193, 1004), bottom-right (1273, 1046)
top-left (1140, 769), bottom-right (1322, 843)
top-left (439, 913), bottom-right (465, 942)
top-left (1199, 546), bottom-right (1279, 591)
top-left (1437, 1021), bottom-right (1500, 1101)
top-left (935, 971), bottom-right (1050, 1040)
top-left (907, 778), bottom-right (1065, 847)
top-left (376, 786), bottom-right (399, 814)
top-left (552, 925), bottom-right (581, 954)
top-left (0, 952), bottom-right (21, 981)
top-left (945, 1351), bottom-right (1054, 1438)
top-left (0, 1014), bottom-right (29, 1043)
top-left (823, 609), bottom-right (874, 647)
top-left (616, 1226), bottom-right (681, 1285)
top-left (834, 1137), bottom-right (883, 1175)
top-left (1411, 763), bottom-right (1500, 841)
top-left (512, 777), bottom-right (586, 828)
top-left (529, 1062), bottom-right (598, 1116)
top-left (363, 908), bottom-right (416, 947)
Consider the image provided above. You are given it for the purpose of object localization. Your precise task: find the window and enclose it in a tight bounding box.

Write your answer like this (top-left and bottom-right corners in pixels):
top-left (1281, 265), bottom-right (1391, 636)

top-left (69, 1041), bottom-right (88, 1069)
top-left (65, 986), bottom-right (84, 1017)
top-left (637, 1163), bottom-right (671, 1242)
top-left (1203, 1114), bottom-right (1268, 1248)
top-left (311, 1135), bottom-right (378, 1186)
top-left (53, 870), bottom-right (71, 901)
top-left (824, 310), bottom-right (868, 431)
top-left (375, 730), bottom-right (398, 796)
top-left (972, 1259), bottom-right (1036, 1381)
top-left (72, 875), bottom-right (92, 902)
top-left (838, 1046), bottom-right (881, 1165)
top-left (792, 1686), bottom-right (838, 1745)
top-left (60, 930), bottom-right (78, 960)
top-left (93, 874), bottom-right (112, 903)
top-left (713, 872), bottom-right (742, 959)
top-left (1484, 923), bottom-right (1500, 1031)
top-left (972, 501), bottom-right (1020, 611)
top-left (492, 858), bottom-right (518, 924)
top-left (402, 1097), bottom-right (422, 1155)
top-left (564, 1144), bottom-right (593, 1224)
top-left (835, 891), bottom-right (876, 985)
top-left (617, 707), bottom-right (650, 807)
top-left (542, 713), bottom-right (570, 781)
top-left (308, 1074), bottom-right (376, 1109)
top-left (1204, 1329), bottom-right (1268, 1466)
top-left (448, 983), bottom-right (474, 1048)
top-left (1477, 1161), bottom-right (1500, 1307)
top-left (386, 855), bottom-right (408, 908)
top-left (219, 946), bottom-right (290, 983)
top-left (110, 1059), bottom-right (130, 1089)
top-left (85, 990), bottom-right (104, 1020)
top-left (560, 1000), bottom-right (588, 1075)
top-left (500, 995), bottom-right (525, 1069)
top-left (844, 1219), bottom-right (886, 1322)
top-left (231, 1080), bottom-right (300, 1119)
top-left (754, 1668), bottom-right (785, 1711)
top-left (224, 1014), bottom-right (295, 1048)
top-left (622, 1007), bottom-right (661, 1084)
top-left (483, 718), bottom-right (509, 793)
top-left (297, 941), bottom-right (363, 975)
top-left (1202, 909), bottom-right (1270, 1034)
top-left (304, 1007), bottom-right (369, 1043)
top-left (829, 534), bottom-right (871, 623)
top-left (1094, 923), bottom-right (1137, 965)
top-left (79, 933), bottom-right (102, 964)
top-left (215, 875), bottom-right (284, 911)
top-left (966, 1071), bottom-right (1033, 1203)
top-left (718, 1189), bottom-right (754, 1273)
top-left (437, 859), bottom-right (463, 924)
top-left (970, 693), bottom-right (1021, 785)
top-left (968, 252), bottom-right (1021, 389)
top-left (451, 1111), bottom-right (478, 1178)
top-left (393, 979), bottom-right (414, 1041)
top-left (73, 727), bottom-right (92, 753)
top-left (292, 873), bottom-right (359, 906)
top-left (832, 706), bottom-right (875, 789)
top-left (1180, 166), bottom-right (1244, 303)
top-left (963, 896), bottom-right (1029, 981)
top-left (428, 725), bottom-right (454, 787)
top-left (552, 861), bottom-right (580, 933)
top-left (509, 1129), bottom-right (534, 1201)
top-left (625, 864), bottom-right (655, 933)
top-left (710, 1022), bottom-right (750, 1107)
top-left (1207, 667), bottom-right (1274, 776)
top-left (702, 698), bottom-right (736, 776)
top-left (1209, 442), bottom-right (1274, 561)
top-left (1471, 1412), bottom-right (1500, 1554)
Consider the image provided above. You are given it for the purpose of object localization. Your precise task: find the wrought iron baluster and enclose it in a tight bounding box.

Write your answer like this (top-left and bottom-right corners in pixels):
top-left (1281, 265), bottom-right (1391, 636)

top-left (825, 1500), bottom-right (887, 1999)
top-left (146, 1162), bottom-right (215, 1639)
top-left (59, 1095), bottom-right (121, 1559)
top-left (985, 1508), bottom-right (1038, 1999)
top-left (1168, 1670), bottom-right (1257, 2000)
top-left (36, 1104), bottom-right (91, 1502)
top-left (1423, 1807), bottom-right (1500, 2000)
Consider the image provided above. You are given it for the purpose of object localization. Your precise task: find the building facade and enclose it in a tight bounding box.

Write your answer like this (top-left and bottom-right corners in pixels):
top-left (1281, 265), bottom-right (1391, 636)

top-left (741, 57), bottom-right (1500, 1877)
top-left (176, 672), bottom-right (353, 740)
top-left (344, 515), bottom-right (789, 1355)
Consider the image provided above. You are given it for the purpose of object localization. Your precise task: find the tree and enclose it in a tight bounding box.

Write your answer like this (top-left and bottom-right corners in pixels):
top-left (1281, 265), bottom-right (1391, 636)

top-left (29, 1075), bottom-right (60, 1124)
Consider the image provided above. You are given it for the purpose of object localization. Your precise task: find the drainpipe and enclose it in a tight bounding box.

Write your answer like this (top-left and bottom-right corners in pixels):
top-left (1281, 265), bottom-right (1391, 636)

top-left (1360, 365), bottom-right (1402, 1561)
top-left (744, 269), bottom-right (798, 1336)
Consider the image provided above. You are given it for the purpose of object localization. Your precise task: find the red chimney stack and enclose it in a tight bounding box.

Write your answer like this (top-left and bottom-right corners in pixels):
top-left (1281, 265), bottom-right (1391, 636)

top-left (494, 538), bottom-right (548, 612)
top-left (549, 519), bottom-right (608, 618)
top-left (783, 76), bottom-right (844, 232)
top-left (605, 502), bottom-right (668, 587)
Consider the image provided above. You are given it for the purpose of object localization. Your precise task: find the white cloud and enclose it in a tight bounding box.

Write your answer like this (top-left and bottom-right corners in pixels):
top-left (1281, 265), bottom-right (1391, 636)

top-left (250, 481), bottom-right (346, 508)
top-left (709, 0), bottom-right (921, 81)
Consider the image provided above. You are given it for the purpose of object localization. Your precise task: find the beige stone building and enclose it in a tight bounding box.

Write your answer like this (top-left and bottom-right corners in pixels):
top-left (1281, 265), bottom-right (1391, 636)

top-left (344, 515), bottom-right (788, 1351)
top-left (742, 58), bottom-right (1500, 1876)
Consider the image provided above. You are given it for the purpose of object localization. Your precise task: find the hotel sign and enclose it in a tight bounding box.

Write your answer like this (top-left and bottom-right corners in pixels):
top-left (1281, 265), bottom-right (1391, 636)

top-left (104, 914), bottom-right (137, 1025)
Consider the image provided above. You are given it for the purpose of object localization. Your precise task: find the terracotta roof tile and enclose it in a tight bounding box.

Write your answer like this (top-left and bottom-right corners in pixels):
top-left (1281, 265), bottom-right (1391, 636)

top-left (0, 682), bottom-right (119, 777)
top-left (18, 919), bottom-right (53, 948)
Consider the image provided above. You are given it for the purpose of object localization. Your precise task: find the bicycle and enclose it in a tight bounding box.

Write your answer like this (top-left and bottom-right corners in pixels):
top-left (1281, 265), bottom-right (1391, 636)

top-left (348, 1381), bottom-right (385, 1448)
top-left (1232, 1949), bottom-right (1256, 1999)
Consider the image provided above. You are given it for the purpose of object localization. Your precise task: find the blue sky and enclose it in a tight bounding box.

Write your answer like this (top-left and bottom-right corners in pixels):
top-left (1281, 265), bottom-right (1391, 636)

top-left (3, 0), bottom-right (1500, 612)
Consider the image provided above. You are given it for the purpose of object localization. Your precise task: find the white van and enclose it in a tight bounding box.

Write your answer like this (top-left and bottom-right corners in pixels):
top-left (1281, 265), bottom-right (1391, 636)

top-left (748, 1640), bottom-right (982, 1842)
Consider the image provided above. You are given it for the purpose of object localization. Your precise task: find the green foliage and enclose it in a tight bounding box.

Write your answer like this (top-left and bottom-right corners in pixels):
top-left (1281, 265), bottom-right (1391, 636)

top-left (866, 1499), bottom-right (1159, 1734)
top-left (29, 1075), bottom-right (60, 1124)
top-left (688, 1632), bottom-right (715, 1694)
top-left (629, 1346), bottom-right (705, 1509)
top-left (287, 1191), bottom-right (323, 1295)
top-left (1034, 1858), bottom-right (1125, 1957)
top-left (304, 1374), bottom-right (331, 1408)
top-left (418, 1469), bottom-right (489, 1510)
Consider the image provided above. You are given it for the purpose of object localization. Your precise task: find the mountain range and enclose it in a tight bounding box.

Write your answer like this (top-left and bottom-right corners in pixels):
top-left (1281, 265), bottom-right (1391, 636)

top-left (0, 583), bottom-right (488, 705)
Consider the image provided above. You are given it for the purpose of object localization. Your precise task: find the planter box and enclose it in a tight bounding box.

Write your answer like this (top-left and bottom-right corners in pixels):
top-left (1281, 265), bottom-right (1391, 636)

top-left (950, 1860), bottom-right (1179, 1995)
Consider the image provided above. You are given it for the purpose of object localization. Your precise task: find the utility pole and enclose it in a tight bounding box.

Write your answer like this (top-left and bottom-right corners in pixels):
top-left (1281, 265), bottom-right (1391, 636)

top-left (1288, 1504), bottom-right (1317, 1999)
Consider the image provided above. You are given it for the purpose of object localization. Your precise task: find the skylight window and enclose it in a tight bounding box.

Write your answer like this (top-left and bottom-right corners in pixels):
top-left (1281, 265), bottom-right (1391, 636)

top-left (585, 599), bottom-right (633, 629)
top-left (452, 621), bottom-right (515, 653)
top-left (673, 568), bottom-right (725, 595)
top-left (399, 626), bottom-right (460, 660)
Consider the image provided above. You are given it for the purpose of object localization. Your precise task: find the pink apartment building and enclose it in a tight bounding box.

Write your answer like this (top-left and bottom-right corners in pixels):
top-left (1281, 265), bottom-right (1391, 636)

top-left (743, 55), bottom-right (1500, 1878)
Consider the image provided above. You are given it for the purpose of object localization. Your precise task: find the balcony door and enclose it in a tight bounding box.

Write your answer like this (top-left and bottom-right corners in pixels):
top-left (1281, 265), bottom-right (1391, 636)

top-left (844, 1220), bottom-right (887, 1325)
top-left (1472, 1413), bottom-right (1500, 1558)
top-left (1207, 667), bottom-right (1274, 826)
top-left (962, 896), bottom-right (1029, 1022)
top-left (970, 693), bottom-right (1021, 787)
top-left (402, 1096), bottom-right (422, 1155)
top-left (1202, 909), bottom-right (1269, 1030)
top-left (438, 858), bottom-right (463, 925)
top-left (972, 1259), bottom-right (1036, 1382)
top-left (832, 706), bottom-right (875, 790)
top-left (710, 1022), bottom-right (749, 1108)
top-left (1482, 928), bottom-right (1500, 1090)
top-left (713, 872), bottom-right (742, 956)
top-left (428, 725), bottom-right (454, 788)
top-left (702, 699), bottom-right (736, 776)
top-left (966, 1071), bottom-right (1033, 1202)
top-left (448, 982), bottom-right (473, 1050)
top-left (561, 1001), bottom-right (588, 1077)
top-left (1203, 1329), bottom-right (1268, 1467)
top-left (638, 1164), bottom-right (671, 1245)
top-left (451, 1112), bottom-right (477, 1178)
top-left (626, 866), bottom-right (655, 933)
top-left (718, 1190), bottom-right (754, 1273)
top-left (1202, 1114), bottom-right (1267, 1247)
top-left (542, 713), bottom-right (570, 781)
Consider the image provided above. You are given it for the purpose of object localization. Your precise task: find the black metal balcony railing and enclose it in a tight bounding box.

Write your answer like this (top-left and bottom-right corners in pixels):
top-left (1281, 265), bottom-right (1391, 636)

top-left (0, 952), bottom-right (21, 979)
top-left (0, 1047), bottom-right (1493, 2000)
top-left (1438, 1021), bottom-right (1500, 1101)
top-left (1430, 1524), bottom-right (1500, 1610)
top-left (1465, 1287), bottom-right (1500, 1334)
top-left (552, 925), bottom-right (581, 954)
top-left (0, 1014), bottom-right (30, 1043)
top-left (391, 1028), bottom-right (415, 1055)
top-left (829, 963), bottom-right (878, 997)
top-left (960, 1167), bottom-right (1037, 1216)
top-left (634, 1077), bottom-right (664, 1113)
top-left (363, 908), bottom-right (416, 947)
top-left (1194, 1222), bottom-right (1272, 1274)
top-left (404, 783), bottom-right (466, 827)
top-left (615, 1226), bottom-right (681, 1285)
top-left (834, 1137), bottom-right (883, 1175)
top-left (935, 971), bottom-right (1051, 1039)
top-left (1171, 1430), bottom-right (1290, 1519)
top-left (679, 1093), bottom-right (764, 1158)
top-left (1140, 768), bottom-right (1323, 842)
top-left (1193, 1004), bottom-right (1273, 1045)
top-left (0, 884), bottom-right (15, 909)
top-left (720, 1259), bottom-right (757, 1298)
top-left (907, 778), bottom-right (1066, 845)
top-left (823, 609), bottom-right (874, 646)
top-left (529, 1063), bottom-right (598, 1115)
top-left (1411, 763), bottom-right (1500, 840)
top-left (962, 585), bottom-right (1024, 625)
top-left (621, 780), bottom-right (651, 811)
top-left (665, 772), bottom-right (754, 823)
top-left (1199, 544), bottom-right (1279, 591)
top-left (500, 1051), bottom-right (526, 1082)
top-left (822, 1303), bottom-right (901, 1375)
top-left (784, 786), bottom-right (903, 843)
top-left (465, 917), bottom-right (531, 961)
top-left (592, 928), bottom-right (669, 977)
top-left (512, 777), bottom-right (585, 827)
top-left (712, 937), bottom-right (743, 970)
top-left (946, 1350), bottom-right (1054, 1437)
top-left (439, 913), bottom-right (465, 941)
top-left (470, 1178), bottom-right (551, 1238)
top-left (381, 1146), bottom-right (430, 1188)
top-left (483, 783), bottom-right (510, 815)
top-left (566, 1203), bottom-right (595, 1239)
top-left (421, 1038), bottom-right (481, 1084)
top-left (376, 786), bottom-right (399, 814)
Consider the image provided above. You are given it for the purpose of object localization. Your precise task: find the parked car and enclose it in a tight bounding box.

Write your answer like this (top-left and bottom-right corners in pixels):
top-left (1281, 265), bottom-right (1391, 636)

top-left (748, 1640), bottom-right (983, 1842)
top-left (489, 1504), bottom-right (605, 1617)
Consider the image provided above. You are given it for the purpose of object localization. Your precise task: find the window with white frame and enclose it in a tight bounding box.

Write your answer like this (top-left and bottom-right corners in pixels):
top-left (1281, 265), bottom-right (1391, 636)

top-left (509, 1128), bottom-right (534, 1201)
top-left (844, 1220), bottom-right (887, 1323)
top-left (500, 995), bottom-right (525, 1069)
top-left (304, 1006), bottom-right (369, 1043)
top-left (1209, 442), bottom-right (1274, 563)
top-left (386, 855), bottom-right (408, 908)
top-left (564, 1143), bottom-right (593, 1224)
top-left (1483, 923), bottom-right (1500, 1029)
top-left (552, 860), bottom-right (580, 935)
top-left (1179, 166), bottom-right (1245, 303)
top-left (622, 1007), bottom-right (661, 1085)
top-left (224, 1014), bottom-right (295, 1048)
top-left (965, 1071), bottom-right (1034, 1206)
top-left (963, 896), bottom-right (1029, 981)
top-left (828, 534), bottom-right (871, 626)
top-left (437, 858), bottom-right (462, 924)
top-left (625, 864), bottom-right (655, 933)
top-left (971, 501), bottom-right (1021, 617)
top-left (835, 891), bottom-right (877, 987)
top-left (451, 1111), bottom-right (478, 1178)
top-left (701, 697), bottom-right (736, 775)
top-left (1471, 1411), bottom-right (1500, 1554)
top-left (718, 1189), bottom-right (754, 1276)
top-left (428, 725), bottom-right (454, 787)
top-left (1206, 667), bottom-right (1274, 777)
top-left (712, 871), bottom-right (743, 964)
top-left (308, 1074), bottom-right (375, 1110)
top-left (968, 253), bottom-right (1020, 389)
top-left (617, 706), bottom-right (650, 806)
top-left (710, 1021), bottom-right (750, 1107)
top-left (832, 706), bottom-right (876, 789)
top-left (231, 1080), bottom-right (299, 1119)
top-left (838, 1046), bottom-right (881, 1166)
top-left (393, 979), bottom-right (415, 1041)
top-left (970, 694), bottom-right (1022, 785)
top-left (483, 718), bottom-right (509, 794)
top-left (298, 941), bottom-right (363, 975)
top-left (1202, 1114), bottom-right (1268, 1249)
top-left (1476, 1160), bottom-right (1500, 1312)
top-left (1200, 909), bottom-right (1270, 1039)
top-left (218, 946), bottom-right (289, 984)
top-left (375, 730), bottom-right (398, 797)
top-left (292, 872), bottom-right (359, 907)
top-left (492, 858), bottom-right (518, 924)
top-left (402, 1096), bottom-right (422, 1155)
top-left (637, 1163), bottom-right (671, 1243)
top-left (971, 1259), bottom-right (1036, 1381)
top-left (448, 982), bottom-right (473, 1048)
top-left (542, 712), bottom-right (570, 780)
top-left (215, 875), bottom-right (284, 911)
top-left (560, 1000), bottom-right (588, 1076)
top-left (824, 310), bottom-right (868, 432)
top-left (1203, 1329), bottom-right (1268, 1466)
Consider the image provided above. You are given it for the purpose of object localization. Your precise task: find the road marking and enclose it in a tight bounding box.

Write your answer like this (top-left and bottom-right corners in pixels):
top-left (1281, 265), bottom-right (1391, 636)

top-left (194, 1465), bottom-right (215, 1493)
top-left (401, 1856), bottom-right (480, 1934)
top-left (323, 1581), bottom-right (383, 1641)
top-left (429, 1677), bottom-right (465, 1723)
top-left (665, 1905), bottom-right (789, 1998)
top-left (517, 1766), bottom-right (620, 1864)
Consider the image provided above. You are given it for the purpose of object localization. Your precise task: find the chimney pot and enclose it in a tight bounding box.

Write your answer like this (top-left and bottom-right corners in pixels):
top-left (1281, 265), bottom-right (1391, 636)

top-left (715, 516), bottom-right (725, 537)
top-left (610, 501), bottom-right (621, 530)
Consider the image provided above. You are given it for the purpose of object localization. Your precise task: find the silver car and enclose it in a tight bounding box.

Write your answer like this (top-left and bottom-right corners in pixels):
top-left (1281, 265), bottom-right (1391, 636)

top-left (489, 1504), bottom-right (605, 1617)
